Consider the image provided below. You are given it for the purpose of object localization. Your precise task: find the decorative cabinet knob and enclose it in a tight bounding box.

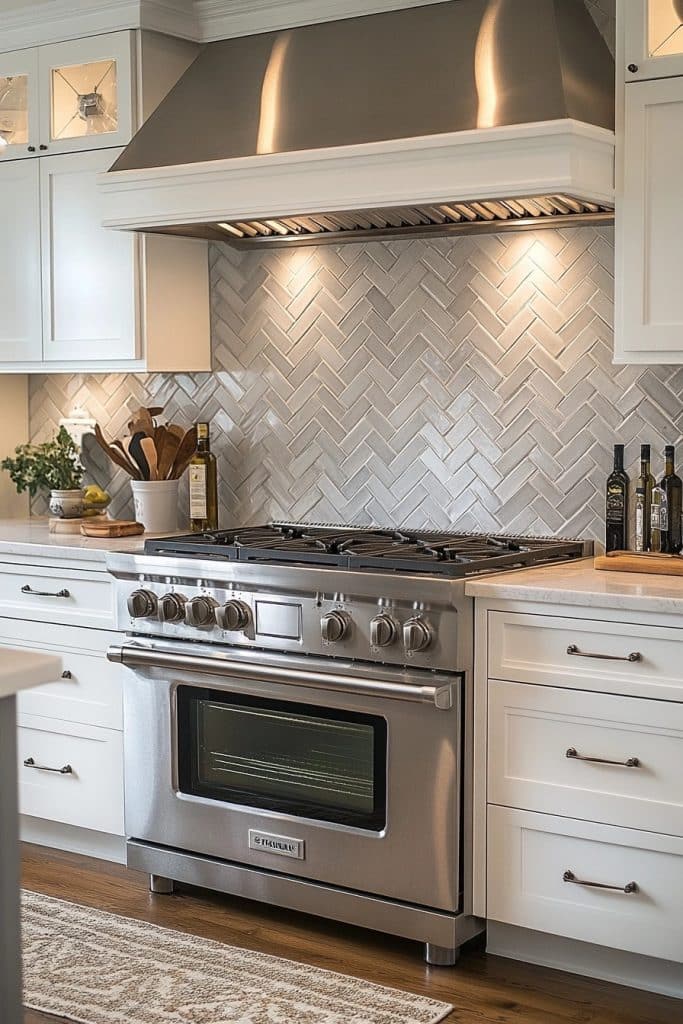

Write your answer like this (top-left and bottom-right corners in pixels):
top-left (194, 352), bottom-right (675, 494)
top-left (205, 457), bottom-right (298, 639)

top-left (627, 63), bottom-right (639, 73)
top-left (158, 592), bottom-right (187, 623)
top-left (127, 589), bottom-right (158, 619)
top-left (215, 599), bottom-right (251, 631)
top-left (185, 595), bottom-right (218, 627)
top-left (402, 617), bottom-right (433, 654)
top-left (370, 614), bottom-right (398, 647)
top-left (27, 145), bottom-right (35, 152)
top-left (321, 610), bottom-right (350, 643)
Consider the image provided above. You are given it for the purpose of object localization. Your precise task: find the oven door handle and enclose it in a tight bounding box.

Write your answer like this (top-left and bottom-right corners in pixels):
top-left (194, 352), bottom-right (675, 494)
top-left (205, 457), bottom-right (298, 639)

top-left (107, 644), bottom-right (455, 710)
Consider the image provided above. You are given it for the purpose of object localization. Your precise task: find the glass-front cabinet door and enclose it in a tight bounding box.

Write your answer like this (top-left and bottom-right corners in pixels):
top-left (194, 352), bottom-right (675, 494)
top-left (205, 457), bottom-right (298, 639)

top-left (0, 48), bottom-right (39, 160)
top-left (625, 0), bottom-right (683, 80)
top-left (38, 32), bottom-right (134, 154)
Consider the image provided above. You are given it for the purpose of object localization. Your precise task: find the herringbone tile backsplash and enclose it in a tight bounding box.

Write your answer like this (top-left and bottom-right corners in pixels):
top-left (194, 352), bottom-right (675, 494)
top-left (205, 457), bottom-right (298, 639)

top-left (27, 226), bottom-right (683, 544)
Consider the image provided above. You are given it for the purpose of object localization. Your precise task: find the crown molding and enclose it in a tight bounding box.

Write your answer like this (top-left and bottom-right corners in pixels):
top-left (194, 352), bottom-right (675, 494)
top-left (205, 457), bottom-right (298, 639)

top-left (0, 0), bottom-right (451, 51)
top-left (0, 0), bottom-right (199, 50)
top-left (194, 0), bottom-right (451, 42)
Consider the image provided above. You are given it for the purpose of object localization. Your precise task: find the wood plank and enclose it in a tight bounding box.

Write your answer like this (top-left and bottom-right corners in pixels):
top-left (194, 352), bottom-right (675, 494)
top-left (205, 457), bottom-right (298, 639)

top-left (20, 844), bottom-right (681, 1024)
top-left (594, 551), bottom-right (683, 575)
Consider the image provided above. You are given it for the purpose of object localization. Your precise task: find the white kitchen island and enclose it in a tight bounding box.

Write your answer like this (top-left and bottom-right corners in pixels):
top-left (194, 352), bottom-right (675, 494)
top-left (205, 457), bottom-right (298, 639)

top-left (0, 648), bottom-right (62, 1024)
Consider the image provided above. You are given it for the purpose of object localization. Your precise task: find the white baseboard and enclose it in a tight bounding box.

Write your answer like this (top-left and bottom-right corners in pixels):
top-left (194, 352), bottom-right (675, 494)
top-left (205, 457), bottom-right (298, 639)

top-left (20, 816), bottom-right (126, 865)
top-left (487, 922), bottom-right (683, 1000)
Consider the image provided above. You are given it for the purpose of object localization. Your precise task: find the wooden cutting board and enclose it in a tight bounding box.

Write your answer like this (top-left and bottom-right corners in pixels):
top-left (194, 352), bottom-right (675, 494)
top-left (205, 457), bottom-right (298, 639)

top-left (80, 519), bottom-right (144, 538)
top-left (594, 551), bottom-right (683, 575)
top-left (49, 514), bottom-right (106, 534)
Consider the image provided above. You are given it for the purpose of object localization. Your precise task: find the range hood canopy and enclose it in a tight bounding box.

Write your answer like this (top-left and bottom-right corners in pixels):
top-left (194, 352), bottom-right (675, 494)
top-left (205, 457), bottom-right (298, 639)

top-left (100, 0), bottom-right (616, 246)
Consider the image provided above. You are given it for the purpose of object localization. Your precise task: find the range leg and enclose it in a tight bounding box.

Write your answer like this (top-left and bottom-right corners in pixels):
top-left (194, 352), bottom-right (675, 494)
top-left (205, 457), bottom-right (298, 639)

top-left (424, 943), bottom-right (459, 966)
top-left (149, 874), bottom-right (175, 895)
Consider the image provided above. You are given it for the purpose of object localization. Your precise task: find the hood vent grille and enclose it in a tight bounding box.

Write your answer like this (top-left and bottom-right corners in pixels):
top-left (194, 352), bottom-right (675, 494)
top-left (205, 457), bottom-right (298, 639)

top-left (214, 195), bottom-right (613, 248)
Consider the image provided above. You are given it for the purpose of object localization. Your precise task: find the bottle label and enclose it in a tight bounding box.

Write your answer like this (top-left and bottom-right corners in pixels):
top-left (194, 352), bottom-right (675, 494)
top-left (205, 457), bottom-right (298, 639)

top-left (661, 497), bottom-right (669, 532)
top-left (189, 464), bottom-right (208, 520)
top-left (606, 485), bottom-right (625, 523)
top-left (651, 503), bottom-right (660, 530)
top-left (635, 505), bottom-right (644, 551)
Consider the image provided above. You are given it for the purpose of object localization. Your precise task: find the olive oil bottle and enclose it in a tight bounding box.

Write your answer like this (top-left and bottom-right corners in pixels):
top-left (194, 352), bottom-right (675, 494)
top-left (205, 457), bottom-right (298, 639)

top-left (660, 445), bottom-right (682, 554)
top-left (636, 444), bottom-right (655, 551)
top-left (605, 444), bottom-right (628, 552)
top-left (189, 422), bottom-right (218, 532)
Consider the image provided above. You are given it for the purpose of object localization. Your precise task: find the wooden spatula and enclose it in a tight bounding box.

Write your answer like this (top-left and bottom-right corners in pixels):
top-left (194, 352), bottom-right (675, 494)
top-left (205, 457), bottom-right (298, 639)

top-left (169, 427), bottom-right (197, 479)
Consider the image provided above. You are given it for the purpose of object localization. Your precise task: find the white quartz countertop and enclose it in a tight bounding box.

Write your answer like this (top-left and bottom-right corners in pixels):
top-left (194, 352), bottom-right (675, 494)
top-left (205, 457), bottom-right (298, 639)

top-left (465, 557), bottom-right (683, 614)
top-left (0, 518), bottom-right (162, 564)
top-left (0, 647), bottom-right (61, 699)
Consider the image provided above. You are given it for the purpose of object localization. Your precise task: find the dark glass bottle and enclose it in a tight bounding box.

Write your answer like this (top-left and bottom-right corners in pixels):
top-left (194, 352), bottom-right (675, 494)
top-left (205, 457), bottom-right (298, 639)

top-left (661, 445), bottom-right (682, 554)
top-left (605, 444), bottom-right (628, 552)
top-left (189, 422), bottom-right (218, 532)
top-left (636, 444), bottom-right (655, 551)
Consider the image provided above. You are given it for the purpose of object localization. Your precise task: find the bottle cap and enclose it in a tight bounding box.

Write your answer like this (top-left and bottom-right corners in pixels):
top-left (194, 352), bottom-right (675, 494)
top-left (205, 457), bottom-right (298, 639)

top-left (641, 444), bottom-right (650, 459)
top-left (196, 422), bottom-right (209, 440)
top-left (665, 445), bottom-right (675, 457)
top-left (614, 444), bottom-right (624, 454)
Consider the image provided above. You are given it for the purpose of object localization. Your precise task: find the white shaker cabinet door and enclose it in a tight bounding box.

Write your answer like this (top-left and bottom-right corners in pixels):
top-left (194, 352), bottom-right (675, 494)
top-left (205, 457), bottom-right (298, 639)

top-left (0, 159), bottom-right (42, 361)
top-left (616, 76), bottom-right (683, 363)
top-left (40, 148), bottom-right (138, 363)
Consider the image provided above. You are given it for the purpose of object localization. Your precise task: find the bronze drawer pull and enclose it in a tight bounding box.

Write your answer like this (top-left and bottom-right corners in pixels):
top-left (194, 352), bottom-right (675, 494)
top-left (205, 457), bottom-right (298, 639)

top-left (566, 644), bottom-right (641, 663)
top-left (566, 747), bottom-right (641, 768)
top-left (563, 870), bottom-right (638, 894)
top-left (23, 756), bottom-right (73, 775)
top-left (21, 584), bottom-right (70, 598)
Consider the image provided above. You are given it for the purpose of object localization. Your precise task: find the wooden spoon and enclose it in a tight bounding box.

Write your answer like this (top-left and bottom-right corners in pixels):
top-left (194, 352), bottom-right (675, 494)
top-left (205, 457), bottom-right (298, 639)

top-left (140, 435), bottom-right (158, 481)
top-left (128, 432), bottom-right (151, 480)
top-left (169, 427), bottom-right (197, 479)
top-left (94, 424), bottom-right (142, 480)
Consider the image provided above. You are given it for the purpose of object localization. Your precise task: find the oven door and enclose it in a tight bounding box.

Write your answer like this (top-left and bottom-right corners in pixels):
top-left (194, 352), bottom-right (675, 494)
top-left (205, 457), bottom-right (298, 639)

top-left (115, 641), bottom-right (461, 912)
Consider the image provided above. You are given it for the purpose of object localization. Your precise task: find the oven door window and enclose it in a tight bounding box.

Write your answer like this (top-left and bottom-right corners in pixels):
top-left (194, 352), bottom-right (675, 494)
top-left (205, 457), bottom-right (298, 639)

top-left (177, 687), bottom-right (387, 830)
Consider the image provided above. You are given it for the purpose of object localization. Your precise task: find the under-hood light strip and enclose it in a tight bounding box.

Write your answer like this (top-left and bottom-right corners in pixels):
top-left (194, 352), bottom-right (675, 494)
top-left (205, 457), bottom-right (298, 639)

top-left (213, 194), bottom-right (614, 247)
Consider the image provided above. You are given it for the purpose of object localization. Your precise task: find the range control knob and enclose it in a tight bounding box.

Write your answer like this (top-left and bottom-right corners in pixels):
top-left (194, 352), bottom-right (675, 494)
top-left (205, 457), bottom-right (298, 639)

top-left (127, 589), bottom-right (158, 619)
top-left (158, 592), bottom-right (187, 623)
top-left (321, 610), bottom-right (350, 643)
top-left (403, 617), bottom-right (433, 654)
top-left (215, 599), bottom-right (251, 632)
top-left (185, 595), bottom-right (218, 627)
top-left (370, 614), bottom-right (398, 648)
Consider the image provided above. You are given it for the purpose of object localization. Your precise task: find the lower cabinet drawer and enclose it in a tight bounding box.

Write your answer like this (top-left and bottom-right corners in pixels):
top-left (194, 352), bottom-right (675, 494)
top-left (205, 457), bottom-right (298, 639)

top-left (0, 562), bottom-right (114, 629)
top-left (488, 680), bottom-right (683, 835)
top-left (0, 620), bottom-right (122, 729)
top-left (487, 805), bottom-right (683, 963)
top-left (17, 714), bottom-right (124, 836)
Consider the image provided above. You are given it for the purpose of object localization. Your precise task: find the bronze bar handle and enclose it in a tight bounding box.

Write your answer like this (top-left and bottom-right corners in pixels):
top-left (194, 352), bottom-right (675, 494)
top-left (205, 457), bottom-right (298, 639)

top-left (23, 756), bottom-right (73, 775)
top-left (566, 747), bottom-right (641, 768)
top-left (21, 584), bottom-right (70, 598)
top-left (566, 644), bottom-right (641, 663)
top-left (563, 870), bottom-right (638, 894)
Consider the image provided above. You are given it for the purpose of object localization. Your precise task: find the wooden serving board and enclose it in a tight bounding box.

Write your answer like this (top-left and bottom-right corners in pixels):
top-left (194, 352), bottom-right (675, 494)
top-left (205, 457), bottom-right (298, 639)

top-left (80, 519), bottom-right (144, 538)
top-left (594, 551), bottom-right (683, 576)
top-left (49, 514), bottom-right (106, 535)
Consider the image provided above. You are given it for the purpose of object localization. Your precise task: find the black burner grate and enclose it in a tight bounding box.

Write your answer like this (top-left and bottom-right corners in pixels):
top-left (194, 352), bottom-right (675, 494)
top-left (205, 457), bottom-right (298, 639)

top-left (144, 524), bottom-right (587, 577)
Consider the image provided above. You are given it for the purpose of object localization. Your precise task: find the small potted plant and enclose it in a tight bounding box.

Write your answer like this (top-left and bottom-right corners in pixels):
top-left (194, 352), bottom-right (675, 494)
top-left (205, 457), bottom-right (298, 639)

top-left (1, 427), bottom-right (85, 518)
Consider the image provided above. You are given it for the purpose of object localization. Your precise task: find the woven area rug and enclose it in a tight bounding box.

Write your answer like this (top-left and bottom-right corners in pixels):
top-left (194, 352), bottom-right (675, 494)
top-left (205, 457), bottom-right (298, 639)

top-left (22, 890), bottom-right (453, 1024)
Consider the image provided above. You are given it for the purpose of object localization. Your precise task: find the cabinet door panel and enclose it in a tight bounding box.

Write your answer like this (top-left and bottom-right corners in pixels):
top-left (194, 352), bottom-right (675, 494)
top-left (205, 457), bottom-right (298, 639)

top-left (624, 0), bottom-right (683, 81)
top-left (38, 32), bottom-right (134, 155)
top-left (40, 149), bottom-right (138, 363)
top-left (616, 77), bottom-right (683, 362)
top-left (0, 47), bottom-right (39, 160)
top-left (0, 159), bottom-right (42, 361)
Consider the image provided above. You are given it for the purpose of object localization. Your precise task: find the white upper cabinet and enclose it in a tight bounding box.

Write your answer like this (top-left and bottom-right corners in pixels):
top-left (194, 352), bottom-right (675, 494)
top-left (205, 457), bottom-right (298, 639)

top-left (624, 0), bottom-right (683, 80)
top-left (41, 149), bottom-right (138, 363)
top-left (615, 76), bottom-right (683, 362)
top-left (0, 47), bottom-right (39, 159)
top-left (0, 30), bottom-right (208, 373)
top-left (0, 159), bottom-right (42, 361)
top-left (1, 33), bottom-right (133, 160)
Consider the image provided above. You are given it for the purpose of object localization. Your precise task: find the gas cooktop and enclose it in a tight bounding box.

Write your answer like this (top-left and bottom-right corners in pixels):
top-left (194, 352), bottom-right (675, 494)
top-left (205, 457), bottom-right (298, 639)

top-left (144, 524), bottom-right (588, 577)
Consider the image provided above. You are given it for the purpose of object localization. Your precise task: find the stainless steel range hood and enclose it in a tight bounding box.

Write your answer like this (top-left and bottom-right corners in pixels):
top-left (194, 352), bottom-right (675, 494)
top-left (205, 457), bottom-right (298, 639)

top-left (100, 0), bottom-right (615, 246)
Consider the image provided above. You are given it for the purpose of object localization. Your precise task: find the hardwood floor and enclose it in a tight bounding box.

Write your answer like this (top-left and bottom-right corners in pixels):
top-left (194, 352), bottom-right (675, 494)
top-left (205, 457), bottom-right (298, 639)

top-left (21, 842), bottom-right (679, 1024)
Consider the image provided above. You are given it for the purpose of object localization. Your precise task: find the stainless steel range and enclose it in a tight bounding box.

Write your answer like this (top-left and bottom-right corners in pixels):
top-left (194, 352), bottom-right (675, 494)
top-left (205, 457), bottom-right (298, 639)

top-left (106, 524), bottom-right (589, 965)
